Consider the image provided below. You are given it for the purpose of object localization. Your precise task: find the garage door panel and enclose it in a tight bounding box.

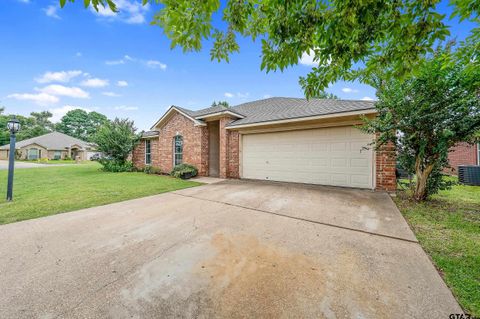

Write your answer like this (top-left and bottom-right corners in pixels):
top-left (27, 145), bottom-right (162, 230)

top-left (242, 127), bottom-right (374, 189)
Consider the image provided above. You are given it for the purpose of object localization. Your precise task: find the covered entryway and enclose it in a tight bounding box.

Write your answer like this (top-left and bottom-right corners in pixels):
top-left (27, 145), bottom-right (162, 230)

top-left (241, 126), bottom-right (374, 189)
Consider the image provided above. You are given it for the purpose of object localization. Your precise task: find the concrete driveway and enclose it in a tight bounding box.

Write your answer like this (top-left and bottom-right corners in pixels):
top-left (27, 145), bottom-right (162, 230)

top-left (0, 160), bottom-right (66, 170)
top-left (0, 180), bottom-right (461, 318)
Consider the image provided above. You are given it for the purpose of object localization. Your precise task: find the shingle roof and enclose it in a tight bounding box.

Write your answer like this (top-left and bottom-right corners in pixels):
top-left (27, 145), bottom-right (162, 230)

top-left (154, 97), bottom-right (376, 129)
top-left (0, 132), bottom-right (92, 150)
top-left (142, 130), bottom-right (159, 138)
top-left (226, 97), bottom-right (376, 127)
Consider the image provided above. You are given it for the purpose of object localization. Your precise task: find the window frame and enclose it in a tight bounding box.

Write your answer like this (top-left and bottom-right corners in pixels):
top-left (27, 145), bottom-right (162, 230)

top-left (173, 135), bottom-right (183, 166)
top-left (28, 148), bottom-right (39, 160)
top-left (54, 150), bottom-right (62, 160)
top-left (145, 139), bottom-right (152, 165)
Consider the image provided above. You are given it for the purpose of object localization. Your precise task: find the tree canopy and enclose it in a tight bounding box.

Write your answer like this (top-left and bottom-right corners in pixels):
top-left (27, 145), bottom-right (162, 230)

top-left (211, 100), bottom-right (230, 107)
top-left (93, 118), bottom-right (140, 171)
top-left (362, 46), bottom-right (480, 200)
top-left (61, 0), bottom-right (479, 96)
top-left (55, 109), bottom-right (109, 142)
top-left (0, 110), bottom-right (55, 146)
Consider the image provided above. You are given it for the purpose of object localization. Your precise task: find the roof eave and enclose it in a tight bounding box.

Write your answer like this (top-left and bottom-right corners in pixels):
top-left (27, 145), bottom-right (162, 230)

top-left (195, 110), bottom-right (245, 120)
top-left (226, 108), bottom-right (377, 129)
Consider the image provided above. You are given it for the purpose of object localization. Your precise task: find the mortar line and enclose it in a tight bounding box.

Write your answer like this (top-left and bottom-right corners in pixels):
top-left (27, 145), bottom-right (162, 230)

top-left (172, 192), bottom-right (419, 244)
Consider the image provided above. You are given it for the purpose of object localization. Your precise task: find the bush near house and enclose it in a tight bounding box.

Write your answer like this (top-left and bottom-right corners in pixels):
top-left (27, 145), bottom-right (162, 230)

top-left (171, 163), bottom-right (198, 179)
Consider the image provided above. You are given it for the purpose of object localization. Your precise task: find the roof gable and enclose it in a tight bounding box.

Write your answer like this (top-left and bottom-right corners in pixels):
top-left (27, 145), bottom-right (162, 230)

top-left (150, 106), bottom-right (206, 130)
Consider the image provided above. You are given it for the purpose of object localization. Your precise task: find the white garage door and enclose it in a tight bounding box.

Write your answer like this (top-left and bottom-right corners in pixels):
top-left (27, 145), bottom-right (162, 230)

top-left (242, 126), bottom-right (374, 189)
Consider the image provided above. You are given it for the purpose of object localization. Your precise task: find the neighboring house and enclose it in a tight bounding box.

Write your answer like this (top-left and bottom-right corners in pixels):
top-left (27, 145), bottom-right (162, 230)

top-left (445, 142), bottom-right (479, 174)
top-left (132, 97), bottom-right (396, 191)
top-left (0, 132), bottom-right (97, 161)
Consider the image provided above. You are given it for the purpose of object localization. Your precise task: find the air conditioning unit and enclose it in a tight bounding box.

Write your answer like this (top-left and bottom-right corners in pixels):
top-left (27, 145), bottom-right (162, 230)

top-left (458, 165), bottom-right (480, 186)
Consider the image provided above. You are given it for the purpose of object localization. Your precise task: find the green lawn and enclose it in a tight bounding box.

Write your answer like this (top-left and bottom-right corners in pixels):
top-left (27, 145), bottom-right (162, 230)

top-left (0, 162), bottom-right (201, 224)
top-left (394, 180), bottom-right (480, 316)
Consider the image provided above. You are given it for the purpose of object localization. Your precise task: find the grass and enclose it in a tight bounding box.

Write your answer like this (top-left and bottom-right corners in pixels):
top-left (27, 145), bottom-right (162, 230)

top-left (394, 179), bottom-right (480, 316)
top-left (0, 162), bottom-right (201, 225)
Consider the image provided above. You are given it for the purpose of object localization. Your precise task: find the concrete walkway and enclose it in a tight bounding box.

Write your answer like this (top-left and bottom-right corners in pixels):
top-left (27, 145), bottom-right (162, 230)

top-left (0, 180), bottom-right (462, 318)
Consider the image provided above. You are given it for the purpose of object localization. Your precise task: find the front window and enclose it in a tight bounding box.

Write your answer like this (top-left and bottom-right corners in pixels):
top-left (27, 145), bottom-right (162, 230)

top-left (54, 151), bottom-right (62, 160)
top-left (145, 140), bottom-right (151, 165)
top-left (173, 135), bottom-right (183, 166)
top-left (28, 148), bottom-right (39, 160)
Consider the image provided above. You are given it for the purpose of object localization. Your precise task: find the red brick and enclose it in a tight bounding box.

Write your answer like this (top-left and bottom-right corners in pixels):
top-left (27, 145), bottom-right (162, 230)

top-left (445, 142), bottom-right (478, 174)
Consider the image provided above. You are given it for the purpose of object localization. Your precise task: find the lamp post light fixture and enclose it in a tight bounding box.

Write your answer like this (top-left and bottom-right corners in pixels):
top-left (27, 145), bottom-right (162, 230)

top-left (6, 116), bottom-right (21, 201)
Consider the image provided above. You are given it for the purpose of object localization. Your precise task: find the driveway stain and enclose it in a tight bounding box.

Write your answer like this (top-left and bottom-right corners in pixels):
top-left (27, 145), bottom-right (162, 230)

top-left (118, 232), bottom-right (398, 318)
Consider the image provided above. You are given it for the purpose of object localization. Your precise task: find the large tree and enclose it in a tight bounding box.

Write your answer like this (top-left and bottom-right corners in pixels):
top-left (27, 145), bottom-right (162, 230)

top-left (61, 0), bottom-right (478, 96)
top-left (56, 109), bottom-right (109, 142)
top-left (362, 46), bottom-right (480, 201)
top-left (93, 118), bottom-right (140, 171)
top-left (0, 110), bottom-right (55, 146)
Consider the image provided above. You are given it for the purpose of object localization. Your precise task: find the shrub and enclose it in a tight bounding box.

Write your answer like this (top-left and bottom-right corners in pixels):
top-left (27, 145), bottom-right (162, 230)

top-left (170, 163), bottom-right (198, 179)
top-left (99, 159), bottom-right (134, 172)
top-left (144, 165), bottom-right (162, 175)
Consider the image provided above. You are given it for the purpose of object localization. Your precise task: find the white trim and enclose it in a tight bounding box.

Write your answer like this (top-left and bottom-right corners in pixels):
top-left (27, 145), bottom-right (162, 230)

top-left (195, 110), bottom-right (245, 120)
top-left (144, 139), bottom-right (152, 165)
top-left (173, 135), bottom-right (183, 167)
top-left (226, 109), bottom-right (377, 130)
top-left (150, 106), bottom-right (206, 130)
top-left (477, 143), bottom-right (480, 166)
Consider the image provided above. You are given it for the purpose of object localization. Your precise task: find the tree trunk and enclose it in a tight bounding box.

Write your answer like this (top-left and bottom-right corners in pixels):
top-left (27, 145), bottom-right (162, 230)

top-left (414, 157), bottom-right (434, 201)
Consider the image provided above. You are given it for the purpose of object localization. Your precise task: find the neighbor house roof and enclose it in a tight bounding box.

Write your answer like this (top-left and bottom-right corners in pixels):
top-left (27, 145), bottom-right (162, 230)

top-left (0, 132), bottom-right (92, 150)
top-left (148, 97), bottom-right (376, 132)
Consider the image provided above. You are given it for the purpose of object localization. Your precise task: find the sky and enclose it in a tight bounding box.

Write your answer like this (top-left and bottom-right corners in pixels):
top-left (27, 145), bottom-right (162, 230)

top-left (0, 0), bottom-right (476, 130)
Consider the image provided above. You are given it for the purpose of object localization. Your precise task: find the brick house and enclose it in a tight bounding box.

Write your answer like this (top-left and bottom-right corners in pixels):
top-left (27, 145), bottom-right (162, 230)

top-left (445, 142), bottom-right (479, 174)
top-left (132, 97), bottom-right (396, 191)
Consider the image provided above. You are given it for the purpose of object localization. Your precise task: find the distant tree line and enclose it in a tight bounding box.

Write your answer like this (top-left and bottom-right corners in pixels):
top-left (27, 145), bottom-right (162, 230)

top-left (0, 107), bottom-right (109, 145)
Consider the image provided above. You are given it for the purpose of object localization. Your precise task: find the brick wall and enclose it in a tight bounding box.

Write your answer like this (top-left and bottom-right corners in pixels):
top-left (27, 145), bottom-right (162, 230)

top-left (227, 130), bottom-right (240, 178)
top-left (446, 142), bottom-right (478, 174)
top-left (375, 139), bottom-right (396, 192)
top-left (217, 117), bottom-right (241, 178)
top-left (132, 112), bottom-right (208, 175)
top-left (132, 137), bottom-right (160, 170)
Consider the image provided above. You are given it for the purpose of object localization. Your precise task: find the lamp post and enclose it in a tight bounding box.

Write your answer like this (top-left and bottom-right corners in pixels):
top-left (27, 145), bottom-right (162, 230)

top-left (6, 116), bottom-right (21, 201)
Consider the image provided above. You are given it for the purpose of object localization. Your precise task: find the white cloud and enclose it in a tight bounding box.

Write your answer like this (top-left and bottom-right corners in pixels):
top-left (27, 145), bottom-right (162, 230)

top-left (81, 78), bottom-right (109, 88)
top-left (90, 0), bottom-right (149, 24)
top-left (300, 50), bottom-right (317, 66)
top-left (114, 105), bottom-right (138, 111)
top-left (49, 105), bottom-right (92, 122)
top-left (37, 84), bottom-right (90, 99)
top-left (263, 94), bottom-right (272, 99)
top-left (146, 60), bottom-right (167, 70)
top-left (342, 87), bottom-right (359, 93)
top-left (44, 5), bottom-right (60, 19)
top-left (7, 92), bottom-right (59, 105)
top-left (105, 59), bottom-right (125, 65)
top-left (17, 0), bottom-right (30, 3)
top-left (35, 70), bottom-right (83, 83)
top-left (117, 80), bottom-right (128, 87)
top-left (299, 49), bottom-right (331, 67)
top-left (361, 96), bottom-right (374, 101)
top-left (75, 52), bottom-right (82, 57)
top-left (102, 91), bottom-right (121, 97)
top-left (225, 92), bottom-right (249, 99)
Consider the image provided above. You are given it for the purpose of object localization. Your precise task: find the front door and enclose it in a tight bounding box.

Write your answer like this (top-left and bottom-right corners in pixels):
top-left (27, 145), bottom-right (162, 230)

top-left (208, 121), bottom-right (220, 177)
